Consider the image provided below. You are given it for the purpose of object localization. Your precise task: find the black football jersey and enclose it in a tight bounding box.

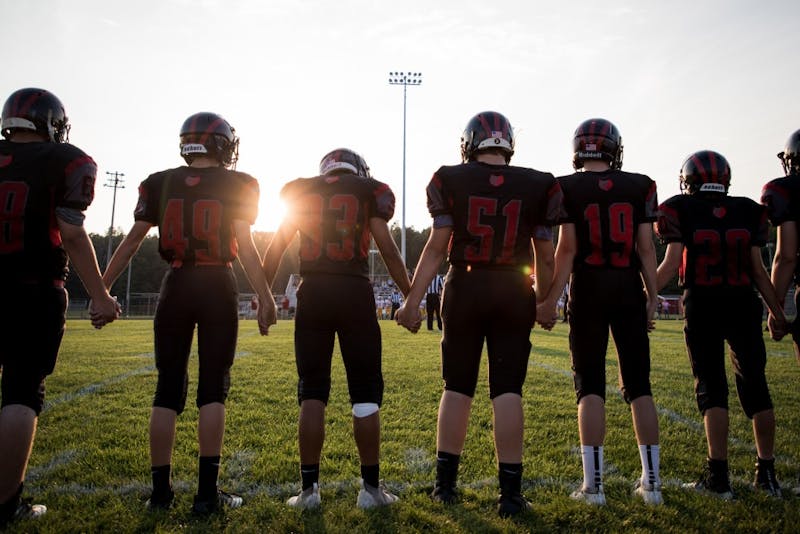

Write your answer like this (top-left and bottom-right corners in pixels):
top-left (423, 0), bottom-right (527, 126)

top-left (134, 166), bottom-right (259, 264)
top-left (281, 173), bottom-right (395, 278)
top-left (558, 169), bottom-right (657, 271)
top-left (0, 140), bottom-right (97, 282)
top-left (657, 194), bottom-right (767, 289)
top-left (761, 174), bottom-right (800, 282)
top-left (427, 161), bottom-right (562, 270)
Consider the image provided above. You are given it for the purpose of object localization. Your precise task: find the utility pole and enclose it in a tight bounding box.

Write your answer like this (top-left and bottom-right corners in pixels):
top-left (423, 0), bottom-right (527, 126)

top-left (388, 71), bottom-right (422, 266)
top-left (104, 171), bottom-right (125, 269)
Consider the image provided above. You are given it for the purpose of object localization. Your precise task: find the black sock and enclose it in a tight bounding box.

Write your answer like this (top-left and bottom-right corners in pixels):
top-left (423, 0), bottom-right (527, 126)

top-left (300, 463), bottom-right (320, 490)
top-left (757, 457), bottom-right (775, 468)
top-left (198, 456), bottom-right (221, 499)
top-left (498, 463), bottom-right (523, 494)
top-left (361, 464), bottom-right (380, 489)
top-left (436, 451), bottom-right (460, 485)
top-left (151, 464), bottom-right (172, 496)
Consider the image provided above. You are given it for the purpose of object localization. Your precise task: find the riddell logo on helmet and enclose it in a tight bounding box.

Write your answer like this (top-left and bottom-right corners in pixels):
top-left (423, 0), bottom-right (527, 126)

top-left (181, 143), bottom-right (207, 155)
top-left (577, 151), bottom-right (602, 159)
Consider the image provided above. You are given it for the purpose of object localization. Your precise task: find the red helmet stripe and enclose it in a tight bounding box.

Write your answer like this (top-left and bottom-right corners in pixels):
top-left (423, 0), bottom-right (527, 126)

top-left (708, 152), bottom-right (719, 183)
top-left (690, 153), bottom-right (709, 182)
top-left (477, 113), bottom-right (493, 138)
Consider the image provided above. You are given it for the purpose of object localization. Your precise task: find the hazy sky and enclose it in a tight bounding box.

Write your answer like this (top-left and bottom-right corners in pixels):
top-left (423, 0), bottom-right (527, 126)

top-left (3, 0), bottom-right (797, 238)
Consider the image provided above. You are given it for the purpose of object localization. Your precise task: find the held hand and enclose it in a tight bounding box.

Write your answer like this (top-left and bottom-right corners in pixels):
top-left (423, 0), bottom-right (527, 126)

top-left (395, 304), bottom-right (421, 333)
top-left (768, 313), bottom-right (787, 342)
top-left (646, 295), bottom-right (658, 332)
top-left (89, 294), bottom-right (120, 329)
top-left (536, 301), bottom-right (558, 331)
top-left (258, 298), bottom-right (277, 335)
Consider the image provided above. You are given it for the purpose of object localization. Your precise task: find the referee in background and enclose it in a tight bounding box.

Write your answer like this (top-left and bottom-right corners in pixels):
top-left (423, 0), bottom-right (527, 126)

top-left (426, 274), bottom-right (443, 331)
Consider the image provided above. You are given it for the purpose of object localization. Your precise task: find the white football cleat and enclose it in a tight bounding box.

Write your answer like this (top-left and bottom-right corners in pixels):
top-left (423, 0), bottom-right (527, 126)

top-left (634, 478), bottom-right (663, 505)
top-left (357, 480), bottom-right (398, 509)
top-left (287, 483), bottom-right (321, 509)
top-left (570, 485), bottom-right (606, 506)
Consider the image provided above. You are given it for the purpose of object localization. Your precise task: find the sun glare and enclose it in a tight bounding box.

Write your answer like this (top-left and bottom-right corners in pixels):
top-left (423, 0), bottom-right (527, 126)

top-left (255, 195), bottom-right (287, 233)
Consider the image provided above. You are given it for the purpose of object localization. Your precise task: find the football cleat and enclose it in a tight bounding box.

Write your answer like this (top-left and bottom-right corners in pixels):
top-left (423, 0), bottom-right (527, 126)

top-left (496, 491), bottom-right (531, 518)
top-left (633, 478), bottom-right (663, 505)
top-left (191, 489), bottom-right (243, 515)
top-left (4, 500), bottom-right (47, 525)
top-left (430, 482), bottom-right (459, 504)
top-left (753, 461), bottom-right (782, 497)
top-left (356, 480), bottom-right (399, 509)
top-left (683, 465), bottom-right (734, 500)
top-left (286, 483), bottom-right (321, 509)
top-left (570, 485), bottom-right (606, 506)
top-left (145, 488), bottom-right (175, 511)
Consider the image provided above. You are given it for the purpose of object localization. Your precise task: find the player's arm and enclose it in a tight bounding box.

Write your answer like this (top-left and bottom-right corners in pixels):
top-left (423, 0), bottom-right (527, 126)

top-left (636, 221), bottom-right (659, 326)
top-left (752, 245), bottom-right (786, 322)
top-left (235, 219), bottom-right (276, 335)
top-left (532, 237), bottom-right (555, 303)
top-left (262, 219), bottom-right (297, 286)
top-left (406, 226), bottom-right (451, 310)
top-left (103, 220), bottom-right (153, 289)
top-left (536, 223), bottom-right (574, 329)
top-left (370, 217), bottom-right (411, 297)
top-left (58, 217), bottom-right (119, 327)
top-left (771, 220), bottom-right (797, 306)
top-left (656, 241), bottom-right (682, 292)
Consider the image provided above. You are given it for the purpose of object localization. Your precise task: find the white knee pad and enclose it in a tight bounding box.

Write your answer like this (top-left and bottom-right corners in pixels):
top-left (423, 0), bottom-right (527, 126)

top-left (352, 402), bottom-right (379, 418)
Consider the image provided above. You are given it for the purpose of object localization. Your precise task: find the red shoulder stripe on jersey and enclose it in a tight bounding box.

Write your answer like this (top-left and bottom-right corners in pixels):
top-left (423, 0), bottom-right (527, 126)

top-left (761, 181), bottom-right (788, 200)
top-left (63, 155), bottom-right (97, 178)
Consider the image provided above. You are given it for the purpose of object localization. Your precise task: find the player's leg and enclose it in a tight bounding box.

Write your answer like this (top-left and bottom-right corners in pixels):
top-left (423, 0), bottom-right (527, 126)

top-left (609, 277), bottom-right (661, 504)
top-left (286, 276), bottom-right (334, 508)
top-left (191, 267), bottom-right (242, 514)
top-left (431, 268), bottom-right (484, 504)
top-left (0, 284), bottom-right (65, 524)
top-left (148, 271), bottom-right (194, 510)
top-left (426, 294), bottom-right (435, 330)
top-left (568, 273), bottom-right (609, 504)
top-left (682, 290), bottom-right (733, 498)
top-left (485, 271), bottom-right (535, 516)
top-left (727, 290), bottom-right (780, 496)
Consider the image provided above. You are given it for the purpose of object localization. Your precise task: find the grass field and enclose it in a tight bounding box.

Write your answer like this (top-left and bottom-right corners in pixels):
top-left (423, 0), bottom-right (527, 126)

top-left (7, 318), bottom-right (800, 533)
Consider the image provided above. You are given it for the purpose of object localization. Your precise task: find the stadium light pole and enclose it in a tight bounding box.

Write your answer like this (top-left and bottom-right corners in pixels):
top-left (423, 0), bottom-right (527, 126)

top-left (104, 171), bottom-right (125, 269)
top-left (388, 71), bottom-right (422, 266)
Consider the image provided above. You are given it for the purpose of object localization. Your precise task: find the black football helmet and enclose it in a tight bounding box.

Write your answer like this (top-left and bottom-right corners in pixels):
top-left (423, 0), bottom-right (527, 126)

top-left (572, 118), bottom-right (623, 170)
top-left (179, 112), bottom-right (239, 168)
top-left (460, 111), bottom-right (515, 164)
top-left (777, 129), bottom-right (800, 176)
top-left (1, 87), bottom-right (70, 143)
top-left (319, 148), bottom-right (371, 178)
top-left (679, 150), bottom-right (731, 195)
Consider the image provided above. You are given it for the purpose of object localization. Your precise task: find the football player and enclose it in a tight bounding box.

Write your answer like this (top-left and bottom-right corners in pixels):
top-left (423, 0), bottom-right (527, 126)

top-left (0, 88), bottom-right (120, 526)
top-left (262, 148), bottom-right (411, 510)
top-left (761, 128), bottom-right (800, 494)
top-left (396, 111), bottom-right (561, 517)
top-left (658, 150), bottom-right (785, 498)
top-left (102, 112), bottom-right (277, 514)
top-left (537, 118), bottom-right (662, 505)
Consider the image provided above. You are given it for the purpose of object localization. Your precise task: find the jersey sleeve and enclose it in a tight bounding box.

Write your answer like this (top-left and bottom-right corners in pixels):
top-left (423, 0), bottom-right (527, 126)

top-left (234, 174), bottom-right (259, 224)
top-left (133, 175), bottom-right (161, 224)
top-left (643, 178), bottom-right (658, 222)
top-left (57, 146), bottom-right (97, 211)
top-left (533, 177), bottom-right (564, 241)
top-left (426, 169), bottom-right (453, 227)
top-left (752, 201), bottom-right (769, 248)
top-left (371, 180), bottom-right (395, 221)
top-left (656, 196), bottom-right (683, 244)
top-left (761, 178), bottom-right (793, 225)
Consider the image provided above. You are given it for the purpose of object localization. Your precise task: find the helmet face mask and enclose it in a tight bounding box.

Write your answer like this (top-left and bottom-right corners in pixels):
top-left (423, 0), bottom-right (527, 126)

top-left (460, 111), bottom-right (515, 164)
top-left (319, 148), bottom-right (371, 178)
top-left (679, 150), bottom-right (731, 195)
top-left (1, 88), bottom-right (70, 143)
top-left (179, 112), bottom-right (239, 168)
top-left (572, 118), bottom-right (623, 170)
top-left (778, 129), bottom-right (800, 176)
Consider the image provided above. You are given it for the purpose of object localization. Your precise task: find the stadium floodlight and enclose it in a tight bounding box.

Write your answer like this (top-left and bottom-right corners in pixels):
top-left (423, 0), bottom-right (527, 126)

top-left (388, 71), bottom-right (422, 266)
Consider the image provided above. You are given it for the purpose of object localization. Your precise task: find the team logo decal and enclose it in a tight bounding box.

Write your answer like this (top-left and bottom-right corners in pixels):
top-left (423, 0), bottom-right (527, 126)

top-left (185, 175), bottom-right (201, 186)
top-left (489, 174), bottom-right (504, 186)
top-left (0, 153), bottom-right (11, 167)
top-left (713, 206), bottom-right (726, 218)
top-left (598, 178), bottom-right (613, 191)
top-left (325, 175), bottom-right (340, 184)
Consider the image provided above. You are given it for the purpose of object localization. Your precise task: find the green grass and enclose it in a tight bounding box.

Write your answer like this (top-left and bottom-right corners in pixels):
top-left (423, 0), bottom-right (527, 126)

top-left (7, 319), bottom-right (800, 533)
